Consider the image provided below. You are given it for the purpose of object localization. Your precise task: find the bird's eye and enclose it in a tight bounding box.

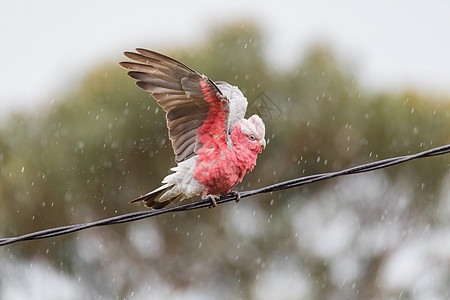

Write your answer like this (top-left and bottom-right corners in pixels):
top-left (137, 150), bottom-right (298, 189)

top-left (249, 135), bottom-right (256, 141)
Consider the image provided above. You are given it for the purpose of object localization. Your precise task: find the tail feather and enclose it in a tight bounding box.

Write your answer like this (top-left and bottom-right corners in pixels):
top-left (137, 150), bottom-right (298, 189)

top-left (131, 157), bottom-right (201, 209)
top-left (130, 185), bottom-right (183, 209)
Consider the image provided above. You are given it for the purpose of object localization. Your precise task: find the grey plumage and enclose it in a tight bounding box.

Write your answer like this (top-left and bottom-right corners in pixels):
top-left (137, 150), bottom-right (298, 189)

top-left (119, 48), bottom-right (227, 163)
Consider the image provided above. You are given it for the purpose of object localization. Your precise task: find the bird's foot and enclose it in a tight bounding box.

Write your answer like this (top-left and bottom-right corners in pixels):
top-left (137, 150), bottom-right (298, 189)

top-left (204, 194), bottom-right (220, 208)
top-left (229, 191), bottom-right (241, 203)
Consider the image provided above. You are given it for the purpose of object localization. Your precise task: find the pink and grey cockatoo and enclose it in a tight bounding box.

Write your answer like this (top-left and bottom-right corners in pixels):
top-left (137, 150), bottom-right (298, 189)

top-left (119, 49), bottom-right (266, 209)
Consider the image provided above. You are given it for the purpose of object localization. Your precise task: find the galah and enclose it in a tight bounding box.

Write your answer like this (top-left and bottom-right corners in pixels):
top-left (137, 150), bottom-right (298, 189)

top-left (119, 49), bottom-right (266, 209)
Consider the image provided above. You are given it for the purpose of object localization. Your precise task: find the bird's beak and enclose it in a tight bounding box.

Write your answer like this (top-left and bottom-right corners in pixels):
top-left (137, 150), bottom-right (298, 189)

top-left (259, 138), bottom-right (266, 150)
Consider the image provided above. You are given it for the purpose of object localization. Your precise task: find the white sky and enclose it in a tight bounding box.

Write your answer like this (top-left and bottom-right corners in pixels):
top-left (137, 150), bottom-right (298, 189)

top-left (2, 0), bottom-right (450, 116)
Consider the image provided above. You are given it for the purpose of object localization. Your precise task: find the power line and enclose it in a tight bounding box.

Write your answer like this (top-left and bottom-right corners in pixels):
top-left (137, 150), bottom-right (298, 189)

top-left (1, 143), bottom-right (449, 247)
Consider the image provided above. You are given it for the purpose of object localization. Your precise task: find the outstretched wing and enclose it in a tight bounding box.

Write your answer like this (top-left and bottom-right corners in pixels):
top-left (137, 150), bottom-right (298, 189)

top-left (119, 49), bottom-right (230, 163)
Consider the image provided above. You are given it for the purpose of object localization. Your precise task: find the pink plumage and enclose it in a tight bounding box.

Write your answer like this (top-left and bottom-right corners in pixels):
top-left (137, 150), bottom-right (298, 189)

top-left (119, 49), bottom-right (266, 209)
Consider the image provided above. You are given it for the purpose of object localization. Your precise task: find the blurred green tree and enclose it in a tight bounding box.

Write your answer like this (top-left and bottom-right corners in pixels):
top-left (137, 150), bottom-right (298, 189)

top-left (0, 23), bottom-right (449, 299)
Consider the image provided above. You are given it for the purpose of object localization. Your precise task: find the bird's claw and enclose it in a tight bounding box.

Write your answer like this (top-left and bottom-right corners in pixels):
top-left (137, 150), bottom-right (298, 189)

top-left (204, 192), bottom-right (240, 208)
top-left (205, 195), bottom-right (220, 208)
top-left (229, 191), bottom-right (241, 203)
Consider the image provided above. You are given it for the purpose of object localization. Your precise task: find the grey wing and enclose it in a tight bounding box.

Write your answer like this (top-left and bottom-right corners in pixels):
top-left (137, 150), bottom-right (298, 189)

top-left (119, 48), bottom-right (228, 163)
top-left (215, 81), bottom-right (248, 135)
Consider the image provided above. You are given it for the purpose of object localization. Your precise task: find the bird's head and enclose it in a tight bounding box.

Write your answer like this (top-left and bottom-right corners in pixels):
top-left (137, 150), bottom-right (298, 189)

top-left (232, 115), bottom-right (266, 153)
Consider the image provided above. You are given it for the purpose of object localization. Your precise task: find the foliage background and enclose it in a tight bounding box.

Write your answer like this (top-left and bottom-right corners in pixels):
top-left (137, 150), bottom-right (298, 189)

top-left (1, 24), bottom-right (449, 299)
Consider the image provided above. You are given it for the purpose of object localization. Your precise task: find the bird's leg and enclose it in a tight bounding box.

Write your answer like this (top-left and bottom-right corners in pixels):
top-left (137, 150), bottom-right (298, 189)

top-left (204, 194), bottom-right (220, 208)
top-left (229, 191), bottom-right (241, 203)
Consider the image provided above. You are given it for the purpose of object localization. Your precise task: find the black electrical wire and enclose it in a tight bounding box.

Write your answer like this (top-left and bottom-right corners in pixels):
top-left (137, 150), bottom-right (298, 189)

top-left (1, 143), bottom-right (449, 247)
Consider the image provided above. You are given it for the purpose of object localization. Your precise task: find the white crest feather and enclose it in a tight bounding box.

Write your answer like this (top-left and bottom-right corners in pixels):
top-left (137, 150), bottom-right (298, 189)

top-left (240, 115), bottom-right (265, 139)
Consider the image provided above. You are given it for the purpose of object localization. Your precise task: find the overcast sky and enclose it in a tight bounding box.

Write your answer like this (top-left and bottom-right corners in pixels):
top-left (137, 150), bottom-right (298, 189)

top-left (2, 0), bottom-right (450, 116)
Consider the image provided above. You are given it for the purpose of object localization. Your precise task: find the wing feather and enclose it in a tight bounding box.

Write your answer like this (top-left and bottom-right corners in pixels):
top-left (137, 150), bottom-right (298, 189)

top-left (119, 49), bottom-right (230, 163)
top-left (173, 134), bottom-right (197, 153)
top-left (136, 82), bottom-right (180, 95)
top-left (166, 105), bottom-right (207, 122)
top-left (177, 143), bottom-right (196, 161)
top-left (127, 71), bottom-right (182, 90)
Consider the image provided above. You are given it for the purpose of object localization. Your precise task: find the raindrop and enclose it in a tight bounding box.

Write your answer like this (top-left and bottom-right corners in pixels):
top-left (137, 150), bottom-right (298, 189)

top-left (77, 141), bottom-right (85, 150)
